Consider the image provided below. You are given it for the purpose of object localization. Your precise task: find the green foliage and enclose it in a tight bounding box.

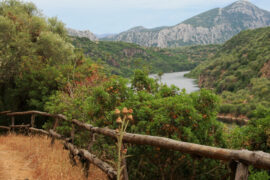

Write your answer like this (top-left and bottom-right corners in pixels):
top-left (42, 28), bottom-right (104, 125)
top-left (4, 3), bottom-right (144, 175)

top-left (187, 27), bottom-right (270, 178)
top-left (240, 106), bottom-right (270, 152)
top-left (0, 0), bottom-right (90, 112)
top-left (71, 37), bottom-right (220, 77)
top-left (45, 70), bottom-right (226, 179)
top-left (189, 27), bottom-right (270, 119)
top-left (248, 168), bottom-right (270, 180)
top-left (189, 27), bottom-right (270, 90)
top-left (131, 70), bottom-right (158, 93)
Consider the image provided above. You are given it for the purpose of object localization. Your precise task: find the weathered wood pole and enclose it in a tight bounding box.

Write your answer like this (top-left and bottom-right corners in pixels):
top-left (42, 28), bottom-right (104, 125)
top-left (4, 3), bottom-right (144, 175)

top-left (31, 114), bottom-right (35, 128)
top-left (71, 119), bottom-right (270, 170)
top-left (235, 162), bottom-right (248, 180)
top-left (87, 133), bottom-right (96, 151)
top-left (0, 126), bottom-right (11, 130)
top-left (51, 117), bottom-right (59, 145)
top-left (79, 148), bottom-right (117, 179)
top-left (69, 151), bottom-right (77, 166)
top-left (82, 159), bottom-right (90, 178)
top-left (230, 161), bottom-right (237, 180)
top-left (29, 127), bottom-right (49, 135)
top-left (9, 124), bottom-right (30, 128)
top-left (64, 142), bottom-right (117, 179)
top-left (11, 116), bottom-right (15, 132)
top-left (71, 123), bottom-right (75, 144)
top-left (53, 117), bottom-right (59, 130)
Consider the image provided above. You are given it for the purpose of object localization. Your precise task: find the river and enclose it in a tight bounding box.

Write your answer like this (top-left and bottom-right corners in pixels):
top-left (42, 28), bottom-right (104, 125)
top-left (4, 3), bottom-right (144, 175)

top-left (150, 71), bottom-right (199, 93)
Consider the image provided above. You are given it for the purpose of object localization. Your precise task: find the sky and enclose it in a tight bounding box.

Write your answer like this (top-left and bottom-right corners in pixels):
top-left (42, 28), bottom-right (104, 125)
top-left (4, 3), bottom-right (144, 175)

top-left (27, 0), bottom-right (270, 35)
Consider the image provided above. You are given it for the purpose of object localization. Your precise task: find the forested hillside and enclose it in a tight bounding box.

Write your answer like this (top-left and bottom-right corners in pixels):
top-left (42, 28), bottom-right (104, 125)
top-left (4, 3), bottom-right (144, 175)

top-left (189, 27), bottom-right (270, 117)
top-left (188, 28), bottom-right (270, 171)
top-left (71, 37), bottom-right (219, 76)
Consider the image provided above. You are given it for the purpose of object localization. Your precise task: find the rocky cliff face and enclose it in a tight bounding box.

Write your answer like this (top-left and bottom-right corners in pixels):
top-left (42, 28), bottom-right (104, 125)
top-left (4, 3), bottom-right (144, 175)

top-left (122, 48), bottom-right (146, 57)
top-left (260, 60), bottom-right (270, 78)
top-left (103, 1), bottom-right (270, 47)
top-left (67, 28), bottom-right (98, 41)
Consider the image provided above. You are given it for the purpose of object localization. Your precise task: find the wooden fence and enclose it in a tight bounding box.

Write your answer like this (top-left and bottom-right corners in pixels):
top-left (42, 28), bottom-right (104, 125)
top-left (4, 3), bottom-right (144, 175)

top-left (0, 110), bottom-right (270, 180)
top-left (217, 115), bottom-right (248, 126)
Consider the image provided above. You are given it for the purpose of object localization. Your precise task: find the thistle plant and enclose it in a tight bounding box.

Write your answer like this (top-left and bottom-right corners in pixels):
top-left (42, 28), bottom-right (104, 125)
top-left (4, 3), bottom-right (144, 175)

top-left (115, 107), bottom-right (133, 180)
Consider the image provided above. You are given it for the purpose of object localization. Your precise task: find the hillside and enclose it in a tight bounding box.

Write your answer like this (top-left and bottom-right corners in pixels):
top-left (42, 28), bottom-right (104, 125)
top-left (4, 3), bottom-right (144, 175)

top-left (71, 37), bottom-right (219, 77)
top-left (188, 26), bottom-right (270, 117)
top-left (102, 1), bottom-right (270, 47)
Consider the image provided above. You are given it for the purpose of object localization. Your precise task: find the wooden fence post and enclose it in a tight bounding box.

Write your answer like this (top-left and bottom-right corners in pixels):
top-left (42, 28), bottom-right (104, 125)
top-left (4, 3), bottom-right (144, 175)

top-left (53, 117), bottom-right (59, 130)
top-left (229, 161), bottom-right (237, 180)
top-left (78, 152), bottom-right (90, 178)
top-left (51, 117), bottom-right (59, 145)
top-left (71, 123), bottom-right (75, 144)
top-left (31, 114), bottom-right (35, 128)
top-left (235, 162), bottom-right (248, 180)
top-left (87, 133), bottom-right (96, 151)
top-left (83, 160), bottom-right (90, 178)
top-left (69, 151), bottom-right (77, 166)
top-left (84, 132), bottom-right (96, 175)
top-left (67, 123), bottom-right (77, 166)
top-left (11, 116), bottom-right (15, 132)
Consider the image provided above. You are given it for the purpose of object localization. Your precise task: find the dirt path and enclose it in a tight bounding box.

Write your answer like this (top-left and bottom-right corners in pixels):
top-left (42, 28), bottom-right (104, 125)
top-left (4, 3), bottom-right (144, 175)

top-left (0, 134), bottom-right (108, 180)
top-left (0, 144), bottom-right (34, 180)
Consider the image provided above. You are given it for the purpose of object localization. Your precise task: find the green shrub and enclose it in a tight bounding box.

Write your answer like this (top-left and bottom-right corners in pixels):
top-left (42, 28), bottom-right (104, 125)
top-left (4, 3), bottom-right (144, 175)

top-left (45, 71), bottom-right (226, 179)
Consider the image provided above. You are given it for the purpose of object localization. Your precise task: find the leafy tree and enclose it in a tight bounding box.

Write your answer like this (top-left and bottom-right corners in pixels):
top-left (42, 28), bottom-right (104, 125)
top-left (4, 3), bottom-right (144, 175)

top-left (0, 0), bottom-right (84, 111)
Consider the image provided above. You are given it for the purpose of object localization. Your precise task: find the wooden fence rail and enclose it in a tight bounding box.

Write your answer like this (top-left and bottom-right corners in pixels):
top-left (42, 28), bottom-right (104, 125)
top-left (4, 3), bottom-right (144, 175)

top-left (217, 115), bottom-right (248, 126)
top-left (1, 110), bottom-right (270, 180)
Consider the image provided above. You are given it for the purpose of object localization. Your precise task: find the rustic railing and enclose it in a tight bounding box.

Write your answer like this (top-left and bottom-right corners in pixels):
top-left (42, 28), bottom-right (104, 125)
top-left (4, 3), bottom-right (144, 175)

top-left (217, 115), bottom-right (248, 126)
top-left (0, 110), bottom-right (269, 180)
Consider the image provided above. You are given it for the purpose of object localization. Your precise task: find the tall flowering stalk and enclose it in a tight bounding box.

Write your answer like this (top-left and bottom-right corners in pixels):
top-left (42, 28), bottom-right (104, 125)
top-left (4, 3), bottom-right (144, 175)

top-left (115, 107), bottom-right (133, 180)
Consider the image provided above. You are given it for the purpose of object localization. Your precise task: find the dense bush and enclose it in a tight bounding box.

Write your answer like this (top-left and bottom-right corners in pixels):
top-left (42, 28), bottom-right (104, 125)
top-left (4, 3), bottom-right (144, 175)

top-left (226, 105), bottom-right (270, 179)
top-left (45, 70), bottom-right (227, 179)
top-left (0, 0), bottom-right (96, 112)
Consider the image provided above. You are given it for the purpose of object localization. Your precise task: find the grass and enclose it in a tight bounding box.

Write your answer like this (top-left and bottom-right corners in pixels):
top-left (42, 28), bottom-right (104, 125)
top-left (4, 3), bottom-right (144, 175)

top-left (0, 133), bottom-right (108, 180)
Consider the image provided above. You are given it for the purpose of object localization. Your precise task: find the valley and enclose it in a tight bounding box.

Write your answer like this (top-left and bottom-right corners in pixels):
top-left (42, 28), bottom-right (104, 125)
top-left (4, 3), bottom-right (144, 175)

top-left (1, 0), bottom-right (270, 179)
top-left (71, 36), bottom-right (219, 77)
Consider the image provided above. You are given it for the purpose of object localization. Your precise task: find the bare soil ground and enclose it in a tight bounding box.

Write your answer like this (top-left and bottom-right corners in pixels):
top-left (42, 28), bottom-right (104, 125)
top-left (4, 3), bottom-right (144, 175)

top-left (0, 134), bottom-right (108, 180)
top-left (0, 143), bottom-right (34, 180)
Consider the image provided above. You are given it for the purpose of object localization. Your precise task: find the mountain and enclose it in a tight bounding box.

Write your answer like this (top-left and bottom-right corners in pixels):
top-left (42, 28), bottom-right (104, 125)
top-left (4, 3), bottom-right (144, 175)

top-left (67, 28), bottom-right (98, 41)
top-left (71, 37), bottom-right (219, 77)
top-left (188, 26), bottom-right (270, 117)
top-left (95, 33), bottom-right (115, 39)
top-left (102, 1), bottom-right (270, 47)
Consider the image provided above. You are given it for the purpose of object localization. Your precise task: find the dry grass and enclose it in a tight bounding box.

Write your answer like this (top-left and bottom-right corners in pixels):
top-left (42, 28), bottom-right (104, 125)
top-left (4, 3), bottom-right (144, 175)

top-left (0, 133), bottom-right (108, 180)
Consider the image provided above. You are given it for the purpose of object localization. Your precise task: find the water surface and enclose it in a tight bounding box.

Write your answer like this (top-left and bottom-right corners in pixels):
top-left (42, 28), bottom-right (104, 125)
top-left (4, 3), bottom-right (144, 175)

top-left (150, 71), bottom-right (199, 93)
